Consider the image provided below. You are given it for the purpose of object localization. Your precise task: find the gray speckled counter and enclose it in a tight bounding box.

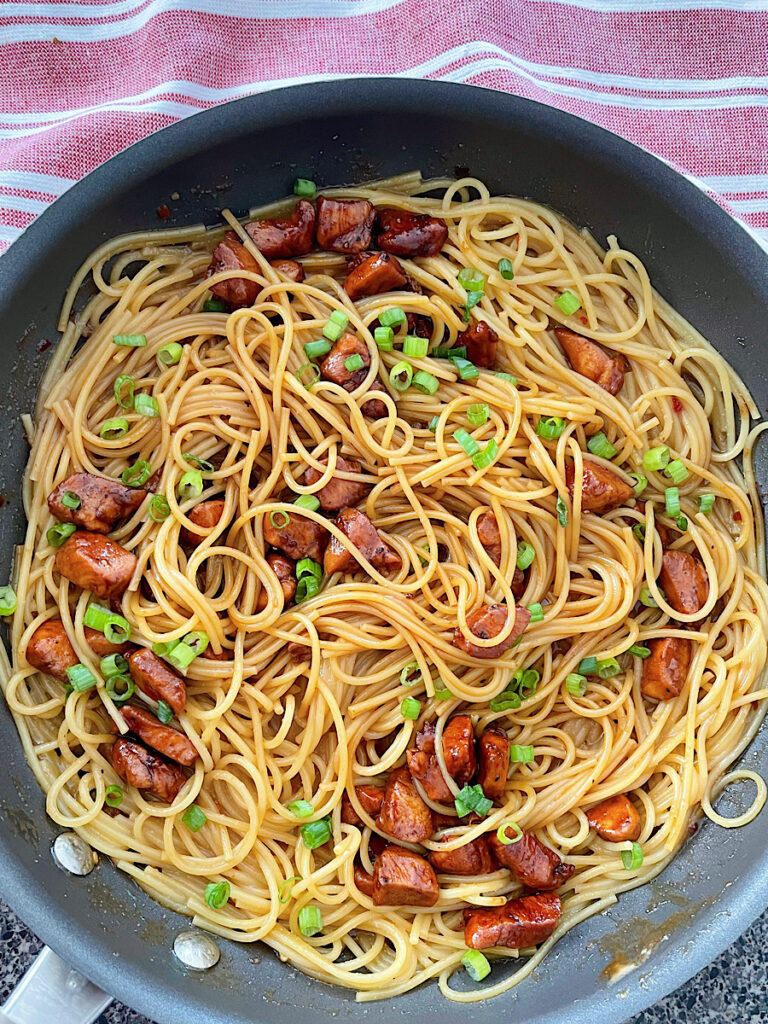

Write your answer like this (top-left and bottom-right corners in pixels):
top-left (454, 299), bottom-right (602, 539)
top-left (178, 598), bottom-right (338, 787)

top-left (0, 901), bottom-right (766, 1023)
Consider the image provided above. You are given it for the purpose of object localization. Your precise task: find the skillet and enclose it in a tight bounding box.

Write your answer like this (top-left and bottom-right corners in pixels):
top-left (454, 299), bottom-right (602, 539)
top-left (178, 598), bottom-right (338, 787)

top-left (0, 77), bottom-right (767, 1024)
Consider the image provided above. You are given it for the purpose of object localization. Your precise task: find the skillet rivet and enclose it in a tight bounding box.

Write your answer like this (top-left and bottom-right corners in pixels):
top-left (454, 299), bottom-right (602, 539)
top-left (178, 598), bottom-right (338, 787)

top-left (173, 930), bottom-right (221, 970)
top-left (51, 833), bottom-right (97, 876)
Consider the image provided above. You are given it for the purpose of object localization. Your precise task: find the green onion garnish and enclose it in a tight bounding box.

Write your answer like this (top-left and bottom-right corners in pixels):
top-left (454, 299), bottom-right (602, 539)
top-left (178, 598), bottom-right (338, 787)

top-left (412, 370), bottom-right (439, 395)
top-left (399, 662), bottom-right (421, 687)
top-left (677, 514), bottom-right (688, 531)
top-left (61, 490), bottom-right (81, 510)
top-left (148, 494), bottom-right (171, 522)
top-left (105, 784), bottom-right (123, 807)
top-left (182, 804), bottom-right (207, 831)
top-left (300, 816), bottom-right (332, 850)
top-left (428, 416), bottom-right (439, 433)
top-left (495, 371), bottom-right (517, 385)
top-left (596, 657), bottom-right (620, 679)
top-left (84, 602), bottom-right (131, 644)
top-left (298, 904), bottom-right (323, 937)
top-left (66, 663), bottom-right (97, 693)
top-left (379, 307), bottom-right (406, 328)
top-left (472, 440), bottom-right (498, 470)
top-left (156, 700), bottom-right (173, 724)
top-left (113, 334), bottom-right (147, 347)
top-left (344, 353), bottom-right (365, 372)
top-left (432, 346), bottom-right (467, 360)
top-left (121, 460), bottom-right (152, 488)
top-left (665, 459), bottom-right (689, 485)
top-left (278, 875), bottom-right (301, 904)
top-left (287, 799), bottom-right (315, 818)
top-left (458, 267), bottom-right (486, 291)
top-left (100, 653), bottom-right (128, 678)
top-left (304, 339), bottom-right (332, 361)
top-left (0, 586), bottom-right (17, 616)
top-left (699, 493), bottom-right (715, 514)
top-left (294, 178), bottom-right (316, 197)
top-left (556, 496), bottom-right (568, 527)
top-left (578, 656), bottom-right (597, 675)
top-left (451, 356), bottom-right (479, 380)
top-left (621, 842), bottom-right (644, 870)
top-left (167, 642), bottom-right (197, 672)
top-left (665, 487), bottom-right (681, 518)
top-left (134, 393), bottom-right (159, 418)
top-left (453, 428), bottom-right (479, 457)
top-left (114, 374), bottom-right (135, 410)
top-left (565, 672), bottom-right (587, 696)
top-left (100, 418), bottom-right (129, 440)
top-left (157, 342), bottom-right (183, 366)
top-left (632, 524), bottom-right (646, 545)
top-left (489, 689), bottom-right (521, 712)
top-left (460, 291), bottom-right (484, 321)
top-left (177, 470), bottom-right (203, 501)
top-left (454, 784), bottom-right (493, 819)
top-left (496, 821), bottom-right (523, 846)
top-left (527, 602), bottom-right (544, 623)
top-left (105, 674), bottom-right (135, 704)
top-left (403, 335), bottom-right (429, 358)
top-left (296, 558), bottom-right (322, 580)
top-left (554, 290), bottom-right (581, 316)
top-left (629, 472), bottom-right (647, 496)
top-left (322, 309), bottom-right (349, 343)
top-left (642, 446), bottom-right (671, 472)
top-left (497, 258), bottom-right (514, 280)
top-left (516, 541), bottom-right (535, 570)
top-left (400, 696), bottom-right (421, 720)
top-left (374, 326), bottom-right (394, 350)
top-left (202, 298), bottom-right (227, 313)
top-left (47, 523), bottom-right (76, 547)
top-left (296, 362), bottom-right (321, 389)
top-left (295, 576), bottom-right (321, 603)
top-left (639, 586), bottom-right (659, 608)
top-left (294, 495), bottom-right (320, 512)
top-left (270, 510), bottom-right (290, 529)
top-left (389, 361), bottom-right (413, 392)
top-left (204, 881), bottom-right (230, 909)
top-left (536, 416), bottom-right (566, 440)
top-left (587, 432), bottom-right (617, 459)
top-left (433, 687), bottom-right (453, 700)
top-left (509, 744), bottom-right (534, 763)
top-left (462, 949), bottom-right (491, 982)
top-left (628, 644), bottom-right (651, 659)
top-left (467, 403), bottom-right (490, 427)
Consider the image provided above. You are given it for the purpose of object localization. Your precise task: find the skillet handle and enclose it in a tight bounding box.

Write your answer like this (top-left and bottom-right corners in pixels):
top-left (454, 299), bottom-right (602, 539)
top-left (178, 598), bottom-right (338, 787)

top-left (0, 946), bottom-right (112, 1024)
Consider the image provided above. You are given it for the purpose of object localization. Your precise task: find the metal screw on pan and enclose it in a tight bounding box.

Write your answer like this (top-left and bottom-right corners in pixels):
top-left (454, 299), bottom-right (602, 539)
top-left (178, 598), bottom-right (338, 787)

top-left (51, 833), bottom-right (97, 876)
top-left (173, 930), bottom-right (221, 971)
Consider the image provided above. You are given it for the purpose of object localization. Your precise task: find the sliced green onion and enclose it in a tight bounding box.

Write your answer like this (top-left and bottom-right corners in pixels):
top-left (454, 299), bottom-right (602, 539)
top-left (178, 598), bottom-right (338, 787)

top-left (294, 178), bottom-right (316, 197)
top-left (556, 496), bottom-right (568, 527)
top-left (113, 334), bottom-right (147, 348)
top-left (495, 371), bottom-right (517, 385)
top-left (509, 744), bottom-right (534, 763)
top-left (294, 494), bottom-right (320, 512)
top-left (467, 403), bottom-right (490, 427)
top-left (100, 653), bottom-right (128, 678)
top-left (433, 687), bottom-right (453, 700)
top-left (156, 700), bottom-right (173, 724)
top-left (0, 586), bottom-right (16, 616)
top-left (665, 459), bottom-right (689, 485)
top-left (628, 644), bottom-right (651, 659)
top-left (100, 418), bottom-right (129, 440)
top-left (304, 339), bottom-right (332, 361)
top-left (322, 309), bottom-right (349, 342)
top-left (296, 362), bottom-right (321, 389)
top-left (47, 522), bottom-right (76, 547)
top-left (489, 689), bottom-right (522, 712)
top-left (298, 904), bottom-right (323, 937)
top-left (578, 656), bottom-right (597, 675)
top-left (177, 470), bottom-right (203, 501)
top-left (287, 799), bottom-right (315, 819)
top-left (554, 290), bottom-right (582, 316)
top-left (453, 428), bottom-right (480, 457)
top-left (665, 487), bottom-right (681, 518)
top-left (527, 602), bottom-right (544, 623)
top-left (114, 374), bottom-right (135, 409)
top-left (278, 875), bottom-right (301, 904)
top-left (643, 446), bottom-right (671, 472)
top-left (676, 515), bottom-right (688, 531)
top-left (458, 267), bottom-right (486, 291)
top-left (632, 523), bottom-right (647, 545)
top-left (516, 541), bottom-right (535, 571)
top-left (518, 669), bottom-right (540, 699)
top-left (565, 672), bottom-right (587, 696)
top-left (629, 472), bottom-right (647, 496)
top-left (472, 440), bottom-right (498, 470)
top-left (639, 586), bottom-right (659, 608)
top-left (379, 307), bottom-right (406, 328)
top-left (597, 657), bottom-right (621, 679)
top-left (451, 356), bottom-right (479, 380)
top-left (184, 632), bottom-right (209, 656)
top-left (295, 576), bottom-right (321, 603)
top-left (462, 949), bottom-right (491, 982)
top-left (105, 784), bottom-right (123, 807)
top-left (134, 393), bottom-right (159, 418)
top-left (389, 361), bottom-right (413, 392)
top-left (168, 642), bottom-right (197, 671)
top-left (66, 663), bottom-right (96, 693)
top-left (296, 558), bottom-right (322, 580)
top-left (699, 493), bottom-right (716, 514)
top-left (202, 298), bottom-right (227, 313)
top-left (61, 490), bottom-right (81, 510)
top-left (158, 342), bottom-right (183, 366)
top-left (587, 432), bottom-right (617, 459)
top-left (432, 346), bottom-right (467, 360)
top-left (412, 370), bottom-right (439, 395)
top-left (182, 804), bottom-right (207, 831)
top-left (344, 353), bottom-right (365, 372)
top-left (428, 416), bottom-right (439, 433)
top-left (204, 881), bottom-right (230, 909)
top-left (400, 696), bottom-right (421, 720)
top-left (148, 494), bottom-right (170, 522)
top-left (496, 821), bottom-right (523, 846)
top-left (621, 842), bottom-right (644, 870)
top-left (121, 460), bottom-right (152, 488)
top-left (270, 510), bottom-right (291, 529)
top-left (105, 619), bottom-right (131, 645)
top-left (536, 416), bottom-right (566, 440)
top-left (401, 335), bottom-right (428, 359)
top-left (460, 291), bottom-right (484, 321)
top-left (82, 601), bottom-right (128, 642)
top-left (454, 784), bottom-right (493, 819)
top-left (374, 326), bottom-right (394, 350)
top-left (399, 662), bottom-right (421, 687)
top-left (300, 816), bottom-right (332, 850)
top-left (497, 257), bottom-right (514, 280)
top-left (105, 674), bottom-right (135, 704)
top-left (152, 641), bottom-right (174, 657)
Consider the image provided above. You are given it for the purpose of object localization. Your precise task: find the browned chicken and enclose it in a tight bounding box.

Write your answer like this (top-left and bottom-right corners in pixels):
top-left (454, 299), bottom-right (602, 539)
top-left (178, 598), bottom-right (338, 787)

top-left (180, 499), bottom-right (226, 547)
top-left (111, 737), bottom-right (187, 803)
top-left (55, 532), bottom-right (136, 600)
top-left (477, 726), bottom-right (510, 802)
top-left (324, 507), bottom-right (401, 575)
top-left (270, 259), bottom-right (304, 282)
top-left (586, 794), bottom-right (642, 842)
top-left (264, 510), bottom-right (328, 563)
top-left (476, 510), bottom-right (502, 566)
top-left (429, 835), bottom-right (496, 875)
top-left (316, 197), bottom-right (375, 253)
top-left (303, 455), bottom-right (369, 511)
top-left (48, 472), bottom-right (146, 533)
top-left (206, 236), bottom-right (261, 309)
top-left (341, 785), bottom-right (385, 826)
top-left (457, 321), bottom-right (499, 368)
top-left (372, 845), bottom-right (439, 906)
top-left (641, 636), bottom-right (691, 700)
top-left (658, 550), bottom-right (709, 617)
top-left (255, 553), bottom-right (297, 611)
top-left (245, 200), bottom-right (315, 258)
top-left (344, 251), bottom-right (407, 301)
top-left (453, 604), bottom-right (531, 659)
top-left (127, 648), bottom-right (187, 716)
top-left (406, 720), bottom-right (453, 803)
top-left (120, 705), bottom-right (199, 766)
top-left (555, 327), bottom-right (626, 396)
top-left (376, 208), bottom-right (448, 257)
top-left (377, 767), bottom-right (434, 843)
top-left (489, 828), bottom-right (574, 891)
top-left (464, 893), bottom-right (561, 950)
top-left (565, 461), bottom-right (634, 514)
top-left (319, 334), bottom-right (371, 391)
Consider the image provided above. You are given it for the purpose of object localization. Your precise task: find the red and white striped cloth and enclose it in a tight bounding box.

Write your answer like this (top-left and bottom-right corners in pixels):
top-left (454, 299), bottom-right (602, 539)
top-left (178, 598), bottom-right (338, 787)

top-left (2, 0), bottom-right (768, 253)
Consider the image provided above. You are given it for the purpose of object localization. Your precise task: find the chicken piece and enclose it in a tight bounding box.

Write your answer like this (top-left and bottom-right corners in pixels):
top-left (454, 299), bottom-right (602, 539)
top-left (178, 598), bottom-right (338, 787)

top-left (354, 863), bottom-right (375, 897)
top-left (344, 251), bottom-right (408, 301)
top-left (84, 625), bottom-right (132, 657)
top-left (565, 461), bottom-right (634, 514)
top-left (55, 532), bottom-right (137, 600)
top-left (429, 835), bottom-right (496, 875)
top-left (341, 785), bottom-right (386, 826)
top-left (255, 553), bottom-right (297, 611)
top-left (659, 550), bottom-right (709, 617)
top-left (453, 604), bottom-right (531, 659)
top-left (264, 510), bottom-right (328, 563)
top-left (180, 499), bottom-right (227, 547)
top-left (586, 794), bottom-right (642, 842)
top-left (303, 455), bottom-right (369, 511)
top-left (476, 511), bottom-right (502, 566)
top-left (489, 829), bottom-right (574, 891)
top-left (442, 715), bottom-right (477, 786)
top-left (361, 379), bottom-right (389, 420)
top-left (47, 472), bottom-right (146, 533)
top-left (111, 738), bottom-right (187, 803)
top-left (457, 321), bottom-right (499, 368)
top-left (120, 705), bottom-right (199, 766)
top-left (372, 845), bottom-right (439, 907)
top-left (511, 566), bottom-right (526, 600)
top-left (464, 893), bottom-right (561, 950)
top-left (406, 313), bottom-right (432, 338)
top-left (316, 197), bottom-right (375, 253)
top-left (324, 507), bottom-right (401, 575)
top-left (127, 648), bottom-right (187, 716)
top-left (641, 636), bottom-right (691, 701)
top-left (25, 619), bottom-right (78, 680)
top-left (477, 726), bottom-right (510, 802)
top-left (555, 327), bottom-right (626, 396)
top-left (245, 200), bottom-right (315, 259)
top-left (377, 767), bottom-right (434, 843)
top-left (376, 208), bottom-right (448, 257)
top-left (270, 259), bottom-right (304, 282)
top-left (206, 236), bottom-right (261, 309)
top-left (406, 720), bottom-right (453, 803)
top-left (319, 333), bottom-right (371, 392)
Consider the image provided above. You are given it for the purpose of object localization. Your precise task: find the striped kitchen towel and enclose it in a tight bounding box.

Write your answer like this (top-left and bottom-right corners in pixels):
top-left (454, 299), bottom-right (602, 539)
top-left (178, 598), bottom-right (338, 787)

top-left (1, 0), bottom-right (767, 252)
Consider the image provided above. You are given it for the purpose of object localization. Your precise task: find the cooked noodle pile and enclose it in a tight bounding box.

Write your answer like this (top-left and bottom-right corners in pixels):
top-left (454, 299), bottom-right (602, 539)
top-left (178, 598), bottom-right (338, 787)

top-left (4, 175), bottom-right (768, 1000)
